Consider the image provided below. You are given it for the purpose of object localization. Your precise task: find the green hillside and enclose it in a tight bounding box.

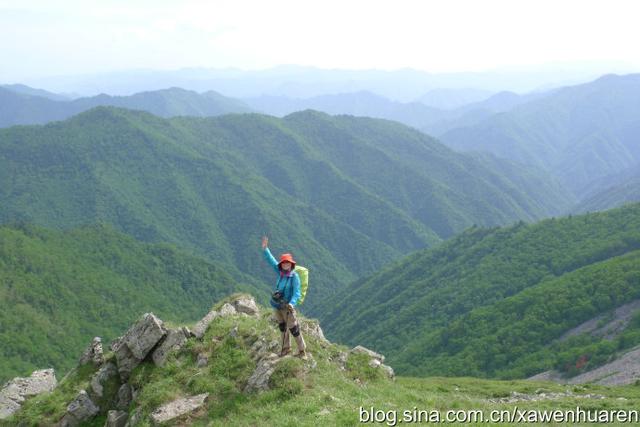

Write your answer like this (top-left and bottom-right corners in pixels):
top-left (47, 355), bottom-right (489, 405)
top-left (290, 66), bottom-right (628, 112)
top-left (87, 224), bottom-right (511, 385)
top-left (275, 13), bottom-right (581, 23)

top-left (6, 295), bottom-right (640, 426)
top-left (440, 74), bottom-right (640, 197)
top-left (0, 87), bottom-right (252, 127)
top-left (0, 107), bottom-right (571, 315)
top-left (321, 203), bottom-right (640, 379)
top-left (575, 185), bottom-right (640, 214)
top-left (0, 223), bottom-right (263, 383)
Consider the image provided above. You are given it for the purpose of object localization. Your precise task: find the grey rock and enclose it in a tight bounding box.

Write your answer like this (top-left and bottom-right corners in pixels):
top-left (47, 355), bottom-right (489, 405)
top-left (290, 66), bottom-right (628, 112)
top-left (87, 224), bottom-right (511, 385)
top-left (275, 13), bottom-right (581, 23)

top-left (0, 368), bottom-right (57, 419)
top-left (116, 384), bottom-right (133, 410)
top-left (124, 408), bottom-right (141, 427)
top-left (181, 326), bottom-right (192, 337)
top-left (229, 326), bottom-right (239, 338)
top-left (196, 353), bottom-right (209, 368)
top-left (152, 328), bottom-right (189, 366)
top-left (336, 351), bottom-right (348, 370)
top-left (219, 303), bottom-right (237, 317)
top-left (350, 345), bottom-right (385, 362)
top-left (380, 364), bottom-right (395, 379)
top-left (149, 393), bottom-right (209, 425)
top-left (231, 296), bottom-right (260, 316)
top-left (79, 337), bottom-right (105, 367)
top-left (244, 353), bottom-right (282, 393)
top-left (60, 390), bottom-right (99, 426)
top-left (105, 410), bottom-right (128, 427)
top-left (368, 358), bottom-right (381, 368)
top-left (302, 320), bottom-right (327, 342)
top-left (115, 313), bottom-right (167, 380)
top-left (0, 395), bottom-right (21, 420)
top-left (192, 310), bottom-right (218, 339)
top-left (115, 343), bottom-right (140, 381)
top-left (90, 362), bottom-right (118, 399)
top-left (122, 313), bottom-right (167, 359)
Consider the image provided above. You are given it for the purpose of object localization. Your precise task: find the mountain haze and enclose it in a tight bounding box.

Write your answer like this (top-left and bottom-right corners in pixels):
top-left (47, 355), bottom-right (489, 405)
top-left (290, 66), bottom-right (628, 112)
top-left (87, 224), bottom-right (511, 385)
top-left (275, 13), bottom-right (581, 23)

top-left (440, 74), bottom-right (640, 197)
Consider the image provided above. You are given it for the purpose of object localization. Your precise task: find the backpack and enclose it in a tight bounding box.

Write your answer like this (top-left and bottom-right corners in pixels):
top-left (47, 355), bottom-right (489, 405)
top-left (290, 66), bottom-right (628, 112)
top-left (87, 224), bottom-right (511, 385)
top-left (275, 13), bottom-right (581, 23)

top-left (294, 266), bottom-right (309, 305)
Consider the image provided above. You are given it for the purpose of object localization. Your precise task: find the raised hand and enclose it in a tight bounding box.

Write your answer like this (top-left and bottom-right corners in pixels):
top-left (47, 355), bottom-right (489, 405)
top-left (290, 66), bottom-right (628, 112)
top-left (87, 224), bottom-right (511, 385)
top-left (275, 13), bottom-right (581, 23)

top-left (261, 236), bottom-right (268, 250)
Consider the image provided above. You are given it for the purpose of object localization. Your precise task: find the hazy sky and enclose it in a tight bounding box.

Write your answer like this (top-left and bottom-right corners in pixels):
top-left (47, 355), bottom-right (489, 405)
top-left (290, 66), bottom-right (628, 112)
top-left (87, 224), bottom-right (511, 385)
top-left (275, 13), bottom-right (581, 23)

top-left (2, 0), bottom-right (640, 81)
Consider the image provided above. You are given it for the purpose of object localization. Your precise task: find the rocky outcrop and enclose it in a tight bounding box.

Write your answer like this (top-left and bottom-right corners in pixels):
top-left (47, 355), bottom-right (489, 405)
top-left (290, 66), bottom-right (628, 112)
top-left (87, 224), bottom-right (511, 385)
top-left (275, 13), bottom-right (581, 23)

top-left (79, 337), bottom-right (105, 367)
top-left (192, 310), bottom-right (218, 339)
top-left (0, 369), bottom-right (57, 419)
top-left (152, 327), bottom-right (190, 367)
top-left (116, 384), bottom-right (133, 411)
top-left (59, 390), bottom-right (100, 426)
top-left (89, 362), bottom-right (118, 399)
top-left (149, 393), bottom-right (209, 425)
top-left (105, 410), bottom-right (128, 427)
top-left (4, 294), bottom-right (392, 425)
top-left (302, 319), bottom-right (327, 343)
top-left (230, 296), bottom-right (260, 316)
top-left (113, 313), bottom-right (167, 380)
top-left (351, 345), bottom-right (385, 362)
top-left (244, 353), bottom-right (282, 393)
top-left (218, 303), bottom-right (237, 317)
top-left (350, 346), bottom-right (394, 379)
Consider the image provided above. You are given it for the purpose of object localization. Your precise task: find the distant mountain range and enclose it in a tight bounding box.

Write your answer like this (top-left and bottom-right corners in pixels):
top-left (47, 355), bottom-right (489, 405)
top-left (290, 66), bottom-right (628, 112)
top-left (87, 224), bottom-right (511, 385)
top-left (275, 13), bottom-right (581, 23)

top-left (415, 88), bottom-right (494, 110)
top-left (439, 74), bottom-right (640, 198)
top-left (0, 86), bottom-right (253, 127)
top-left (23, 63), bottom-right (623, 100)
top-left (0, 107), bottom-right (572, 316)
top-left (1, 83), bottom-right (70, 101)
top-left (321, 203), bottom-right (640, 379)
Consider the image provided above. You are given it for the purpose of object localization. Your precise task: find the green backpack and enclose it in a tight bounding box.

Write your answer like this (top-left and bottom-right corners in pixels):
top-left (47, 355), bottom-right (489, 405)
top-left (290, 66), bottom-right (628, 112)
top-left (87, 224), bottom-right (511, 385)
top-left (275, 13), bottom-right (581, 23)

top-left (294, 266), bottom-right (309, 305)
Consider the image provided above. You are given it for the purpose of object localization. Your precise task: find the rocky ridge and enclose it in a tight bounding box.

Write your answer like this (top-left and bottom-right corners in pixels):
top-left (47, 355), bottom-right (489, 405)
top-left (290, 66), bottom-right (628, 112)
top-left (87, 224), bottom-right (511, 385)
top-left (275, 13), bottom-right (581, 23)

top-left (1, 294), bottom-right (394, 425)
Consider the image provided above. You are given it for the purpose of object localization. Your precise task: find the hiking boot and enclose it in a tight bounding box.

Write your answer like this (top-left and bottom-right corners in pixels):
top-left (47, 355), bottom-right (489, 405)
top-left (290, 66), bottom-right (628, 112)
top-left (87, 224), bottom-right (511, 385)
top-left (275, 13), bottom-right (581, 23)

top-left (279, 348), bottom-right (291, 357)
top-left (295, 350), bottom-right (307, 360)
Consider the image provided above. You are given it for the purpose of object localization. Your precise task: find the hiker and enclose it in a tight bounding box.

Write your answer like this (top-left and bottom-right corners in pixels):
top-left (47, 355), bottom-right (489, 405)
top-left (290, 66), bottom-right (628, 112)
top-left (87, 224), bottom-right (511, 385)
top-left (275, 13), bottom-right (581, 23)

top-left (261, 236), bottom-right (306, 358)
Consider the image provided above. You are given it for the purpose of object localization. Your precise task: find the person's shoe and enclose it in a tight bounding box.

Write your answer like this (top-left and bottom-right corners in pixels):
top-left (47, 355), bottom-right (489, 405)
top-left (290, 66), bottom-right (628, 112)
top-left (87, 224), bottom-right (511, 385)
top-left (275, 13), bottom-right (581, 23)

top-left (295, 350), bottom-right (307, 360)
top-left (279, 348), bottom-right (291, 357)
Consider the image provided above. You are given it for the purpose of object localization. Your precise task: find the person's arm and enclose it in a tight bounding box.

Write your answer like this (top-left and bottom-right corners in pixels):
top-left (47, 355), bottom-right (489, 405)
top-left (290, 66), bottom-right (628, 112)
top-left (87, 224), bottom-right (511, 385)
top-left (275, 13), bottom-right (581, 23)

top-left (288, 272), bottom-right (301, 307)
top-left (262, 236), bottom-right (279, 273)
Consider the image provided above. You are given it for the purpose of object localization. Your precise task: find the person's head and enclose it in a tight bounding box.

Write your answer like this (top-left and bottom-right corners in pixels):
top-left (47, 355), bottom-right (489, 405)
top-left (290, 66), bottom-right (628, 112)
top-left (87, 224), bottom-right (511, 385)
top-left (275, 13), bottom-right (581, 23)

top-left (278, 253), bottom-right (296, 272)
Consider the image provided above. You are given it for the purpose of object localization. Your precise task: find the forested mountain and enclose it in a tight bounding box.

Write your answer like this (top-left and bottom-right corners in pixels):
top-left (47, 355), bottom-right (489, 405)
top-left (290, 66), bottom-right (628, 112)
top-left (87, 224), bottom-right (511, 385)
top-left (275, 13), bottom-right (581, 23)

top-left (1, 83), bottom-right (70, 101)
top-left (0, 107), bottom-right (571, 315)
top-left (321, 203), bottom-right (640, 379)
top-left (0, 87), bottom-right (252, 127)
top-left (439, 74), bottom-right (640, 196)
top-left (415, 88), bottom-right (494, 109)
top-left (573, 182), bottom-right (640, 213)
top-left (0, 223), bottom-right (262, 383)
top-left (572, 165), bottom-right (640, 213)
top-left (421, 90), bottom-right (548, 136)
top-left (244, 91), bottom-right (450, 129)
top-left (245, 89), bottom-right (548, 138)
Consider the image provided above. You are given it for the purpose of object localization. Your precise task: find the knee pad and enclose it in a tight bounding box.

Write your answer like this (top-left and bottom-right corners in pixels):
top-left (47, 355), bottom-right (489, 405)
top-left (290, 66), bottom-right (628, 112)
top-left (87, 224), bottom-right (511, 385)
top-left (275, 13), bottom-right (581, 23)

top-left (278, 322), bottom-right (286, 332)
top-left (289, 325), bottom-right (300, 337)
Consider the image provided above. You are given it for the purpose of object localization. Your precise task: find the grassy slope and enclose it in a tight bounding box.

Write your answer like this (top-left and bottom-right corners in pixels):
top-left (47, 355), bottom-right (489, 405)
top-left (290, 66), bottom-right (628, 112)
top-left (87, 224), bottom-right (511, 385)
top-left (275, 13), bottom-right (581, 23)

top-left (7, 298), bottom-right (640, 426)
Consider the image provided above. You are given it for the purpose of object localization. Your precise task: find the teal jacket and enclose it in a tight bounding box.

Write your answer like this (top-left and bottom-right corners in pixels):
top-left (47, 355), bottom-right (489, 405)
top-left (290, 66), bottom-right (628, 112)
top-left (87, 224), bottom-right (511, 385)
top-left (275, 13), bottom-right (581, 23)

top-left (263, 247), bottom-right (301, 308)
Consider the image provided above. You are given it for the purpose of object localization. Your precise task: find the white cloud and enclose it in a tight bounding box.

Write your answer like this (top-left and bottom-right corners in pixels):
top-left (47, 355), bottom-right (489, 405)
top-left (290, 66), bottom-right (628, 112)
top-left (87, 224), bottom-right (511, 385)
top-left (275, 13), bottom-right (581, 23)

top-left (1, 0), bottom-right (640, 80)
